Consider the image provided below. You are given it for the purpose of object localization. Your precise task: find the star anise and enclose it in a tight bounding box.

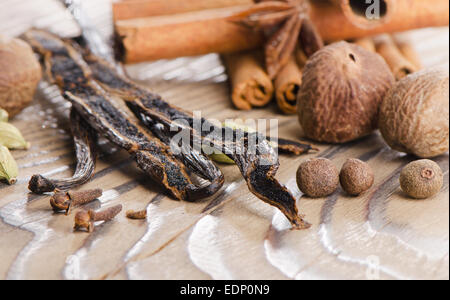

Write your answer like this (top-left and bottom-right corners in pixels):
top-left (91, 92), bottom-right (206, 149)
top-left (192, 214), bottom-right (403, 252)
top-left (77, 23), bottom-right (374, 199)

top-left (229, 0), bottom-right (324, 79)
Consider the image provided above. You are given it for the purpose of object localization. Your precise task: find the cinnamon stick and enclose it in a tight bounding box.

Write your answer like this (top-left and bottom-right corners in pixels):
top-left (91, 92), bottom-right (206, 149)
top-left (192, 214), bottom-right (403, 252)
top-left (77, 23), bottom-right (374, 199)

top-left (294, 46), bottom-right (308, 68)
top-left (312, 0), bottom-right (449, 41)
top-left (222, 51), bottom-right (273, 110)
top-left (275, 55), bottom-right (303, 115)
top-left (353, 37), bottom-right (376, 52)
top-left (374, 34), bottom-right (418, 80)
top-left (115, 5), bottom-right (264, 63)
top-left (329, 0), bottom-right (395, 29)
top-left (113, 0), bottom-right (253, 20)
top-left (393, 36), bottom-right (422, 69)
top-left (114, 0), bottom-right (449, 64)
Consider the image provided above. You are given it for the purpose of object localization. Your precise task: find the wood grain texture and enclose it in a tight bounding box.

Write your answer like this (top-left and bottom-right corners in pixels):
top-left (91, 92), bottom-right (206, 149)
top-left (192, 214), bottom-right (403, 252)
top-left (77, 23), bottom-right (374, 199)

top-left (0, 0), bottom-right (448, 280)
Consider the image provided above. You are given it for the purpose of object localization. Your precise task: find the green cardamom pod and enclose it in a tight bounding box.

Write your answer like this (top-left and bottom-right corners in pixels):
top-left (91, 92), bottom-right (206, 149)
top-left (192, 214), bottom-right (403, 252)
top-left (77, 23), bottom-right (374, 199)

top-left (209, 152), bottom-right (236, 164)
top-left (205, 121), bottom-right (246, 164)
top-left (0, 122), bottom-right (30, 150)
top-left (208, 121), bottom-right (278, 164)
top-left (0, 145), bottom-right (19, 184)
top-left (207, 122), bottom-right (254, 164)
top-left (0, 109), bottom-right (8, 122)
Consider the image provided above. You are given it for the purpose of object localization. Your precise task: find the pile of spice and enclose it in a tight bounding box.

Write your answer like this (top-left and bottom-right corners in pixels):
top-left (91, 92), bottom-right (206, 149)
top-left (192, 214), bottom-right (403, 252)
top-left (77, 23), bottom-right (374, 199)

top-left (296, 158), bottom-right (374, 198)
top-left (109, 0), bottom-right (449, 207)
top-left (1, 0), bottom-right (446, 233)
top-left (111, 0), bottom-right (448, 114)
top-left (23, 29), bottom-right (316, 230)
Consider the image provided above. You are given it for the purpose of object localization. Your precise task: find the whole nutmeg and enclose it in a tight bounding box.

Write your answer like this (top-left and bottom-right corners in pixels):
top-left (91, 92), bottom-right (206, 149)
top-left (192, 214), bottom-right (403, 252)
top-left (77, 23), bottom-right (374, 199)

top-left (379, 68), bottom-right (449, 158)
top-left (0, 35), bottom-right (41, 118)
top-left (339, 158), bottom-right (374, 196)
top-left (296, 158), bottom-right (339, 198)
top-left (298, 41), bottom-right (394, 143)
top-left (400, 159), bottom-right (443, 199)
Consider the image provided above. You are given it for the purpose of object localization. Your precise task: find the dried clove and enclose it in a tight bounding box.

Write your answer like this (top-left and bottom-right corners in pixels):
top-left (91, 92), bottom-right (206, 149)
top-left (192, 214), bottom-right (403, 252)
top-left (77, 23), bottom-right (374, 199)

top-left (74, 204), bottom-right (122, 232)
top-left (50, 188), bottom-right (102, 215)
top-left (126, 209), bottom-right (147, 220)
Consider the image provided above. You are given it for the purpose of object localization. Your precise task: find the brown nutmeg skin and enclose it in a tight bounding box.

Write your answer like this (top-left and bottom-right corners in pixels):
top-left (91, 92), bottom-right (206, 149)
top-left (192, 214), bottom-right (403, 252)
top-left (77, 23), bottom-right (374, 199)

top-left (339, 158), bottom-right (374, 196)
top-left (379, 68), bottom-right (449, 158)
top-left (0, 35), bottom-right (41, 117)
top-left (400, 159), bottom-right (443, 199)
top-left (296, 158), bottom-right (339, 198)
top-left (298, 41), bottom-right (394, 143)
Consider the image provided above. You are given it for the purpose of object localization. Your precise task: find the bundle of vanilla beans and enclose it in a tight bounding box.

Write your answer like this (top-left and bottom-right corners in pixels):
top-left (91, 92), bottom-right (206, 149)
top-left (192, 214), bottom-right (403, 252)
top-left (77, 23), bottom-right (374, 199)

top-left (23, 0), bottom-right (448, 230)
top-left (24, 26), bottom-right (314, 229)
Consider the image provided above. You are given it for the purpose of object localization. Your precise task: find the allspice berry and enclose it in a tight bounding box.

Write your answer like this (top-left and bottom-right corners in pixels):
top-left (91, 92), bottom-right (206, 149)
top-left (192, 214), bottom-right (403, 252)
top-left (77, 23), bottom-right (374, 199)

top-left (339, 158), bottom-right (374, 196)
top-left (296, 158), bottom-right (339, 198)
top-left (379, 68), bottom-right (449, 158)
top-left (0, 35), bottom-right (41, 117)
top-left (400, 159), bottom-right (443, 199)
top-left (297, 41), bottom-right (394, 143)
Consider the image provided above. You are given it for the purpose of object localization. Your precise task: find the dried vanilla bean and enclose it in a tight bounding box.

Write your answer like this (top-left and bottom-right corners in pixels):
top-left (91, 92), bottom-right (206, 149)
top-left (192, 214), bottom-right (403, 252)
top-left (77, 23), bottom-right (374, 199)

top-left (82, 52), bottom-right (315, 157)
top-left (73, 34), bottom-right (225, 191)
top-left (28, 109), bottom-right (97, 194)
top-left (81, 50), bottom-right (311, 229)
top-left (23, 29), bottom-right (223, 201)
top-left (23, 24), bottom-right (312, 228)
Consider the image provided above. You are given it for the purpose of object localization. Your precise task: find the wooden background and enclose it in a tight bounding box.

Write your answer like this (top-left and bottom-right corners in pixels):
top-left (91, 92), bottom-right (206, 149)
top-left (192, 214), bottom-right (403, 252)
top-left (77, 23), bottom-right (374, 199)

top-left (0, 0), bottom-right (448, 280)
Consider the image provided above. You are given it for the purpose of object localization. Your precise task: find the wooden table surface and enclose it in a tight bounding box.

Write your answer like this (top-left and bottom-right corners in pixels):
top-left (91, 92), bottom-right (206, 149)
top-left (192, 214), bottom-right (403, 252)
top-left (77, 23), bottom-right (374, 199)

top-left (0, 0), bottom-right (448, 280)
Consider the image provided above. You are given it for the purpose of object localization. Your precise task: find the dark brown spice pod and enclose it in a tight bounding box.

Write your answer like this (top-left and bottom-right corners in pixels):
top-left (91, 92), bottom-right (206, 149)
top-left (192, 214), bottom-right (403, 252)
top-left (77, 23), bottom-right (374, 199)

top-left (400, 160), bottom-right (443, 199)
top-left (339, 158), bottom-right (374, 196)
top-left (296, 158), bottom-right (339, 198)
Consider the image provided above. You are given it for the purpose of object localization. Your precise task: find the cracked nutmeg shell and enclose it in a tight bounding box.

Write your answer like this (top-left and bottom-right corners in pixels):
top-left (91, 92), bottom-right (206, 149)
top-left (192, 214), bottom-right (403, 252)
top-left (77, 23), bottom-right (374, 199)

top-left (379, 68), bottom-right (449, 158)
top-left (297, 41), bottom-right (394, 143)
top-left (0, 35), bottom-right (41, 118)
